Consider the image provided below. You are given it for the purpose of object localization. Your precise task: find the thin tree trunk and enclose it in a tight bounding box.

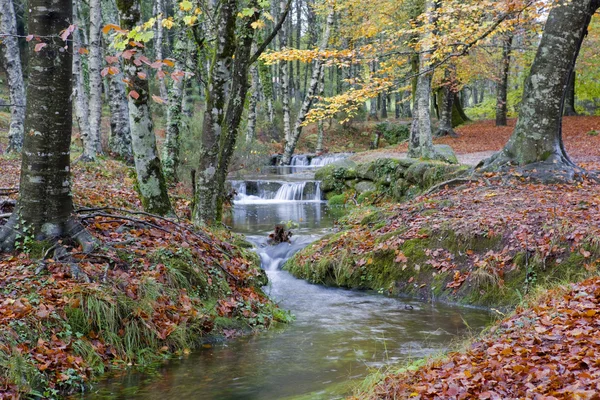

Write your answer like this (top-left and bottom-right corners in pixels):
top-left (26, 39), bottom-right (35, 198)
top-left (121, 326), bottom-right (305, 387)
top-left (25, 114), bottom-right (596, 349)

top-left (381, 91), bottom-right (388, 119)
top-left (162, 19), bottom-right (189, 182)
top-left (436, 67), bottom-right (458, 137)
top-left (102, 0), bottom-right (132, 161)
top-left (72, 1), bottom-right (92, 154)
top-left (482, 0), bottom-right (600, 175)
top-left (117, 0), bottom-right (171, 215)
top-left (279, 0), bottom-right (291, 143)
top-left (1, 0), bottom-right (95, 252)
top-left (564, 70), bottom-right (578, 116)
top-left (0, 0), bottom-right (26, 152)
top-left (496, 33), bottom-right (513, 126)
top-left (85, 0), bottom-right (103, 160)
top-left (315, 71), bottom-right (325, 153)
top-left (280, 6), bottom-right (334, 165)
top-left (369, 62), bottom-right (378, 120)
top-left (408, 0), bottom-right (436, 159)
top-left (154, 0), bottom-right (168, 100)
top-left (395, 92), bottom-right (401, 119)
top-left (246, 62), bottom-right (260, 144)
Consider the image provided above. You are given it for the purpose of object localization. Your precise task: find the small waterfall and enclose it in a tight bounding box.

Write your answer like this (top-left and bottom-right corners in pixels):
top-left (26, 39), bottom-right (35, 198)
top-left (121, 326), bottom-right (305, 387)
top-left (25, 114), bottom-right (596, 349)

top-left (310, 153), bottom-right (351, 167)
top-left (231, 180), bottom-right (323, 203)
top-left (274, 182), bottom-right (307, 201)
top-left (291, 155), bottom-right (310, 166)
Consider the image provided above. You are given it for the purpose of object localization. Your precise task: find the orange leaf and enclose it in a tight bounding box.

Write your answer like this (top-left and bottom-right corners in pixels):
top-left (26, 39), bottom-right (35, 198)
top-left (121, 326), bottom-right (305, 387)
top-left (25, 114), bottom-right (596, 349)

top-left (34, 42), bottom-right (47, 52)
top-left (129, 90), bottom-right (140, 100)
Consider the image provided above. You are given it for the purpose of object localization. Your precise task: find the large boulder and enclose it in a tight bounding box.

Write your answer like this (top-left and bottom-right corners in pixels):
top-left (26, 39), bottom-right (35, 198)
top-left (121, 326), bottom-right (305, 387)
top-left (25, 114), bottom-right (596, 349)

top-left (355, 180), bottom-right (377, 194)
top-left (432, 144), bottom-right (459, 164)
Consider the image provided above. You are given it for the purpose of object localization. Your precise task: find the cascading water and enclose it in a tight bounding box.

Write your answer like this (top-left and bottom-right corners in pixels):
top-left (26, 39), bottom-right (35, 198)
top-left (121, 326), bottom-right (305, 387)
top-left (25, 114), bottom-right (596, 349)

top-left (88, 162), bottom-right (493, 400)
top-left (310, 152), bottom-right (353, 167)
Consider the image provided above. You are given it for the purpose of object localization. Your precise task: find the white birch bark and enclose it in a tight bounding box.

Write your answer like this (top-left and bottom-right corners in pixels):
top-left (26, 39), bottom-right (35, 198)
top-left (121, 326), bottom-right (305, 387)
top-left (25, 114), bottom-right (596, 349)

top-left (315, 72), bottom-right (325, 153)
top-left (0, 0), bottom-right (25, 152)
top-left (280, 6), bottom-right (334, 165)
top-left (85, 0), bottom-right (103, 160)
top-left (279, 0), bottom-right (291, 143)
top-left (246, 61), bottom-right (260, 144)
top-left (72, 2), bottom-right (91, 154)
top-left (153, 0), bottom-right (168, 100)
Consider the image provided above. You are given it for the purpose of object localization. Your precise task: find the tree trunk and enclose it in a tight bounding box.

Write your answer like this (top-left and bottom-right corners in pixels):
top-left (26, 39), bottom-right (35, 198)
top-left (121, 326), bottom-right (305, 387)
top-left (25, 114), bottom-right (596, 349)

top-left (496, 33), bottom-right (513, 126)
top-left (117, 0), bottom-right (171, 215)
top-left (246, 61), bottom-right (260, 144)
top-left (381, 91), bottom-right (388, 119)
top-left (435, 68), bottom-right (458, 137)
top-left (72, 2), bottom-right (92, 155)
top-left (102, 0), bottom-right (132, 162)
top-left (280, 6), bottom-right (334, 165)
top-left (258, 60), bottom-right (275, 123)
top-left (84, 0), bottom-right (103, 161)
top-left (369, 62), bottom-right (378, 120)
top-left (162, 18), bottom-right (189, 183)
top-left (193, 0), bottom-right (237, 225)
top-left (154, 0), bottom-right (168, 100)
top-left (564, 70), bottom-right (578, 116)
top-left (408, 0), bottom-right (436, 159)
top-left (279, 0), bottom-right (291, 143)
top-left (315, 72), bottom-right (325, 153)
top-left (1, 0), bottom-right (94, 252)
top-left (0, 0), bottom-right (26, 152)
top-left (482, 0), bottom-right (600, 179)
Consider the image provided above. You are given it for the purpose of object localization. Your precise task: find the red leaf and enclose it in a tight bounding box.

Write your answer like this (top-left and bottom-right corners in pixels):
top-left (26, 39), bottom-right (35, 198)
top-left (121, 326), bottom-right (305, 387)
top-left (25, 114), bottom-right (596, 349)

top-left (129, 90), bottom-right (140, 100)
top-left (34, 42), bottom-right (47, 52)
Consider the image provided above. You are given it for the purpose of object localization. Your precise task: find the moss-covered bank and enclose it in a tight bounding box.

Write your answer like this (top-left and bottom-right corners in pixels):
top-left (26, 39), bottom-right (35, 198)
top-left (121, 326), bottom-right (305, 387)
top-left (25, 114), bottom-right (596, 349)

top-left (285, 177), bottom-right (600, 310)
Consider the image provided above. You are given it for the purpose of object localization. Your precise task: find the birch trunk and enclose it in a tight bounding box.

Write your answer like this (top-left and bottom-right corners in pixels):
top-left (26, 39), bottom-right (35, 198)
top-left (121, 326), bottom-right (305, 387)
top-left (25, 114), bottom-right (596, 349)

top-left (315, 72), bottom-right (325, 153)
top-left (482, 0), bottom-right (600, 178)
top-left (280, 7), bottom-right (334, 165)
top-left (72, 2), bottom-right (91, 154)
top-left (0, 0), bottom-right (26, 152)
top-left (279, 0), bottom-right (291, 143)
top-left (1, 0), bottom-right (95, 252)
top-left (162, 21), bottom-right (189, 182)
top-left (154, 0), bottom-right (168, 100)
top-left (246, 62), bottom-right (260, 144)
top-left (258, 60), bottom-right (274, 123)
top-left (102, 0), bottom-right (132, 161)
top-left (495, 33), bottom-right (513, 126)
top-left (117, 0), bottom-right (171, 215)
top-left (408, 0), bottom-right (435, 159)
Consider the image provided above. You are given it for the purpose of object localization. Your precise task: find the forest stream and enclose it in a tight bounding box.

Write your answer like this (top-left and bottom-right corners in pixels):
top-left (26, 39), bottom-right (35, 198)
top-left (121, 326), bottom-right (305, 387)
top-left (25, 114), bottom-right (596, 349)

top-left (85, 159), bottom-right (493, 400)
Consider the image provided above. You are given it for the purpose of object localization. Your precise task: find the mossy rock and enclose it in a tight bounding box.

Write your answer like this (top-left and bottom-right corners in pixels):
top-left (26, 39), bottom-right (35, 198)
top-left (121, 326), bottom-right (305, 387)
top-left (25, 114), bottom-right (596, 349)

top-left (432, 144), bottom-right (459, 164)
top-left (355, 180), bottom-right (377, 194)
top-left (405, 160), bottom-right (446, 184)
top-left (357, 191), bottom-right (376, 204)
top-left (422, 164), bottom-right (468, 188)
top-left (356, 161), bottom-right (376, 181)
top-left (397, 158), bottom-right (420, 169)
top-left (391, 179), bottom-right (410, 200)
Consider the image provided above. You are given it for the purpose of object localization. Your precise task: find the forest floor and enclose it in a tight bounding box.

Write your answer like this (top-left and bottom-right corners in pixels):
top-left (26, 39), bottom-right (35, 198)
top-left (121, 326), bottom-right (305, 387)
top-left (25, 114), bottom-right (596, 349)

top-left (0, 155), bottom-right (289, 398)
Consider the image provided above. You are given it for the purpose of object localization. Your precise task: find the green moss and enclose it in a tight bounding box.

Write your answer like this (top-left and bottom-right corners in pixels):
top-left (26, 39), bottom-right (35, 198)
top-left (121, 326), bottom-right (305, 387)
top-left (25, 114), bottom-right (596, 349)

top-left (328, 194), bottom-right (347, 206)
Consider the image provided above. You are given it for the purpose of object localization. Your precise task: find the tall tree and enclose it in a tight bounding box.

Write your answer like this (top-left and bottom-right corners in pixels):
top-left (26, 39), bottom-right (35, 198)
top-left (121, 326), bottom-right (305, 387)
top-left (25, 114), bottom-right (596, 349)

top-left (1, 0), bottom-right (95, 251)
top-left (481, 0), bottom-right (600, 178)
top-left (116, 0), bottom-right (172, 215)
top-left (84, 0), bottom-right (104, 161)
top-left (279, 0), bottom-right (292, 144)
top-left (280, 5), bottom-right (335, 165)
top-left (0, 0), bottom-right (26, 152)
top-left (408, 0), bottom-right (435, 159)
top-left (563, 70), bottom-right (578, 116)
top-left (495, 32), bottom-right (513, 126)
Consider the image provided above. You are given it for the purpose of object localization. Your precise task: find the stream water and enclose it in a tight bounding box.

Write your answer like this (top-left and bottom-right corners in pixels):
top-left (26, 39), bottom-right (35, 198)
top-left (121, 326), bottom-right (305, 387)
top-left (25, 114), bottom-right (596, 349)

top-left (86, 157), bottom-right (493, 400)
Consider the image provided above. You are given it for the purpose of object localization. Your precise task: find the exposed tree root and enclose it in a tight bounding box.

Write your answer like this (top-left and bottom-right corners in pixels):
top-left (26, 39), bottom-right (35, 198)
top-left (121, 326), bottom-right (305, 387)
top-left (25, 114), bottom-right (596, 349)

top-left (0, 214), bottom-right (98, 254)
top-left (434, 127), bottom-right (459, 138)
top-left (477, 150), bottom-right (595, 183)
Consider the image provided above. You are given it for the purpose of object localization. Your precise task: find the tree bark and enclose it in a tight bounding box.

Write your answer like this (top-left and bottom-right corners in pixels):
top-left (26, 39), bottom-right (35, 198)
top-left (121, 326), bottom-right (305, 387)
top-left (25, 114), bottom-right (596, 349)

top-left (246, 60), bottom-right (260, 144)
top-left (496, 32), bottom-right (513, 126)
top-left (85, 0), bottom-right (104, 161)
top-left (1, 0), bottom-right (94, 252)
top-left (117, 0), bottom-right (171, 215)
top-left (564, 70), bottom-right (578, 116)
top-left (153, 0), bottom-right (168, 100)
top-left (102, 0), bottom-right (132, 162)
top-left (481, 0), bottom-right (600, 179)
top-left (408, 0), bottom-right (436, 159)
top-left (193, 0), bottom-right (237, 225)
top-left (315, 71), bottom-right (325, 153)
top-left (280, 6), bottom-right (334, 165)
top-left (0, 0), bottom-right (26, 152)
top-left (279, 0), bottom-right (292, 143)
top-left (72, 1), bottom-right (92, 156)
top-left (163, 13), bottom-right (189, 183)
